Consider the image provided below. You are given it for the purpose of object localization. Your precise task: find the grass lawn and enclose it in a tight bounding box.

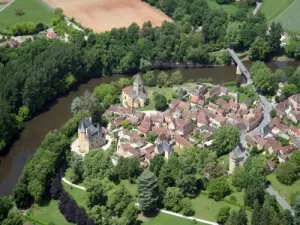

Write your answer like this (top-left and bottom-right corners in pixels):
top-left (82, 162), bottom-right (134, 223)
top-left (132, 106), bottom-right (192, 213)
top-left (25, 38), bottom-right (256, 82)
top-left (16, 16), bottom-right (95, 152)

top-left (0, 0), bottom-right (54, 33)
top-left (217, 155), bottom-right (229, 170)
top-left (140, 83), bottom-right (194, 111)
top-left (62, 182), bottom-right (87, 208)
top-left (260, 0), bottom-right (294, 21)
top-left (26, 200), bottom-right (71, 225)
top-left (141, 212), bottom-right (206, 225)
top-left (120, 179), bottom-right (138, 197)
top-left (191, 194), bottom-right (244, 222)
top-left (267, 173), bottom-right (300, 204)
top-left (207, 0), bottom-right (239, 15)
top-left (271, 0), bottom-right (300, 33)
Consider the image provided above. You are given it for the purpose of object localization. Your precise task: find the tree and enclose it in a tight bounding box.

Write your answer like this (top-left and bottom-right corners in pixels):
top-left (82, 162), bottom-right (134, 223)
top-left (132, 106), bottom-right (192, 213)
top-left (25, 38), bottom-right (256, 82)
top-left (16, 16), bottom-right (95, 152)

top-left (268, 22), bottom-right (283, 54)
top-left (176, 174), bottom-right (198, 198)
top-left (143, 71), bottom-right (156, 86)
top-left (103, 95), bottom-right (115, 109)
top-left (137, 170), bottom-right (159, 214)
top-left (276, 162), bottom-right (299, 185)
top-left (18, 106), bottom-right (30, 121)
top-left (107, 185), bottom-right (133, 216)
top-left (50, 176), bottom-right (62, 200)
top-left (294, 196), bottom-right (300, 225)
top-left (121, 203), bottom-right (138, 225)
top-left (149, 155), bottom-right (165, 177)
top-left (249, 36), bottom-right (270, 61)
top-left (157, 72), bottom-right (169, 87)
top-left (225, 209), bottom-right (247, 225)
top-left (70, 154), bottom-right (84, 183)
top-left (181, 198), bottom-right (195, 216)
top-left (208, 177), bottom-right (231, 201)
top-left (216, 206), bottom-right (230, 224)
top-left (282, 84), bottom-right (298, 97)
top-left (251, 201), bottom-right (261, 225)
top-left (154, 93), bottom-right (168, 111)
top-left (93, 84), bottom-right (117, 100)
top-left (86, 179), bottom-right (107, 208)
top-left (127, 157), bottom-right (142, 180)
top-left (290, 151), bottom-right (300, 170)
top-left (212, 125), bottom-right (240, 156)
top-left (231, 167), bottom-right (247, 190)
top-left (244, 173), bottom-right (265, 207)
top-left (13, 182), bottom-right (32, 209)
top-left (270, 108), bottom-right (277, 118)
top-left (0, 197), bottom-right (13, 224)
top-left (163, 187), bottom-right (184, 212)
top-left (121, 120), bottom-right (132, 130)
top-left (147, 131), bottom-right (158, 143)
top-left (171, 70), bottom-right (183, 85)
top-left (2, 210), bottom-right (23, 225)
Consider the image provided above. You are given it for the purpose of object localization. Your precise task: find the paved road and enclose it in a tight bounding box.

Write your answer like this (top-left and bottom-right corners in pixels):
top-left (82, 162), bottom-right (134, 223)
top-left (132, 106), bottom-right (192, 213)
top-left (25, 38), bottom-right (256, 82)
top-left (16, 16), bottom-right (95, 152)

top-left (266, 186), bottom-right (295, 215)
top-left (253, 2), bottom-right (262, 15)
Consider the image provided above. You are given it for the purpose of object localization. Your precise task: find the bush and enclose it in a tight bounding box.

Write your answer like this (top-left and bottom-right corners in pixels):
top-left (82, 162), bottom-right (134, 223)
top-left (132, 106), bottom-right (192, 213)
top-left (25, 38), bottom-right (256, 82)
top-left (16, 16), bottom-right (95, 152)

top-left (276, 162), bottom-right (299, 185)
top-left (10, 22), bottom-right (38, 36)
top-left (208, 177), bottom-right (231, 201)
top-left (216, 206), bottom-right (230, 224)
top-left (181, 198), bottom-right (195, 216)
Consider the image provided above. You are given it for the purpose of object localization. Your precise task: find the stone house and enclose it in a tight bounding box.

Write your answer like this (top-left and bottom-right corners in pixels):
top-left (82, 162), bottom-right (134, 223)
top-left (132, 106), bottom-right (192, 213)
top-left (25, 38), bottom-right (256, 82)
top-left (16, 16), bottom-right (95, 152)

top-left (78, 118), bottom-right (106, 154)
top-left (122, 74), bottom-right (148, 108)
top-left (229, 145), bottom-right (246, 174)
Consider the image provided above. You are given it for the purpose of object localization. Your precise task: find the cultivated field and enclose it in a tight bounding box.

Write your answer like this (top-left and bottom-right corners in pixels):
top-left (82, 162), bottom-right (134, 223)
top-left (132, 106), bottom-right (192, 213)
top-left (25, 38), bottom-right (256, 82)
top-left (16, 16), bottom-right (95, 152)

top-left (0, 0), bottom-right (53, 33)
top-left (44, 0), bottom-right (172, 32)
top-left (260, 0), bottom-right (294, 21)
top-left (272, 0), bottom-right (300, 33)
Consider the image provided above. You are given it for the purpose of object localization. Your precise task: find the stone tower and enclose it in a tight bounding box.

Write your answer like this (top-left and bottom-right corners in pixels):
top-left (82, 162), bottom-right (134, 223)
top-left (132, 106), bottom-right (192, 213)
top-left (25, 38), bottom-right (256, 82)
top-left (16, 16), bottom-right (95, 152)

top-left (133, 74), bottom-right (144, 95)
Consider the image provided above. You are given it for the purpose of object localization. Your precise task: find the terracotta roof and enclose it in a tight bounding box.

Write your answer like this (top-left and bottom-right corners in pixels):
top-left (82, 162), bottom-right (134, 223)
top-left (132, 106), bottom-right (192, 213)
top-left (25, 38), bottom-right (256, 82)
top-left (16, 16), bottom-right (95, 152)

top-left (177, 101), bottom-right (190, 111)
top-left (169, 99), bottom-right (180, 108)
top-left (174, 134), bottom-right (192, 147)
top-left (150, 114), bottom-right (164, 123)
top-left (152, 126), bottom-right (167, 135)
top-left (122, 86), bottom-right (133, 94)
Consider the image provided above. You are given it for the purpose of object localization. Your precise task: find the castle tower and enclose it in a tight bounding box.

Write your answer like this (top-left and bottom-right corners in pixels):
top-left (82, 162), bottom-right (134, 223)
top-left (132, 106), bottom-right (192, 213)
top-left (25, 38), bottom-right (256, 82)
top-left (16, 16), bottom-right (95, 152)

top-left (133, 74), bottom-right (144, 95)
top-left (78, 120), bottom-right (87, 153)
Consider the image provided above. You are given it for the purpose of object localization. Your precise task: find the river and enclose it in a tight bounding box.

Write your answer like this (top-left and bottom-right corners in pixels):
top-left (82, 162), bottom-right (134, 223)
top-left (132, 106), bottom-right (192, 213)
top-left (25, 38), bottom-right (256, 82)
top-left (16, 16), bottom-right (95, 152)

top-left (0, 61), bottom-right (299, 196)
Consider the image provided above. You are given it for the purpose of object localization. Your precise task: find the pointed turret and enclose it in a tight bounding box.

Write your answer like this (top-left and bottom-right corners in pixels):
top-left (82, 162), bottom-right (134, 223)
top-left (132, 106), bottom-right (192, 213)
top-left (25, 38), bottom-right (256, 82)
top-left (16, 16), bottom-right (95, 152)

top-left (134, 74), bottom-right (143, 85)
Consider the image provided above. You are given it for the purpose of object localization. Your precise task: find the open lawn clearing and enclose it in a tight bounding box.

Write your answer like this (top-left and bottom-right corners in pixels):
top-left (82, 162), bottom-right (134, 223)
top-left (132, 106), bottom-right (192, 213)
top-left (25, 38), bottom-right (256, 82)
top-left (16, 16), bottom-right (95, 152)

top-left (63, 182), bottom-right (87, 208)
top-left (267, 173), bottom-right (300, 204)
top-left (260, 0), bottom-right (294, 21)
top-left (27, 200), bottom-right (71, 225)
top-left (272, 0), bottom-right (300, 33)
top-left (191, 194), bottom-right (251, 222)
top-left (140, 83), bottom-right (194, 111)
top-left (141, 212), bottom-right (206, 225)
top-left (207, 0), bottom-right (238, 15)
top-left (0, 0), bottom-right (53, 33)
top-left (120, 179), bottom-right (138, 197)
top-left (43, 0), bottom-right (172, 33)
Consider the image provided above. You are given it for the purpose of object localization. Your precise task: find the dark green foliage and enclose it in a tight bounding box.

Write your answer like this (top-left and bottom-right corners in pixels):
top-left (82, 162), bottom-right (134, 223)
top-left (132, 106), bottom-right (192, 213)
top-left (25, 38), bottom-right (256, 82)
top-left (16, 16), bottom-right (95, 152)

top-left (12, 181), bottom-right (32, 209)
top-left (176, 174), bottom-right (198, 198)
top-left (225, 209), bottom-right (247, 225)
top-left (149, 155), bottom-right (165, 177)
top-left (83, 150), bottom-right (114, 181)
top-left (137, 170), bottom-right (159, 214)
top-left (50, 176), bottom-right (62, 200)
top-left (116, 157), bottom-right (141, 180)
top-left (231, 167), bottom-right (247, 190)
top-left (86, 179), bottom-right (107, 208)
top-left (208, 176), bottom-right (231, 201)
top-left (212, 125), bottom-right (240, 156)
top-left (180, 198), bottom-right (195, 216)
top-left (276, 162), bottom-right (299, 185)
top-left (0, 196), bottom-right (13, 223)
top-left (163, 187), bottom-right (184, 212)
top-left (69, 154), bottom-right (84, 184)
top-left (216, 206), bottom-right (230, 224)
top-left (294, 196), bottom-right (300, 225)
top-left (154, 93), bottom-right (168, 111)
top-left (1, 210), bottom-right (23, 225)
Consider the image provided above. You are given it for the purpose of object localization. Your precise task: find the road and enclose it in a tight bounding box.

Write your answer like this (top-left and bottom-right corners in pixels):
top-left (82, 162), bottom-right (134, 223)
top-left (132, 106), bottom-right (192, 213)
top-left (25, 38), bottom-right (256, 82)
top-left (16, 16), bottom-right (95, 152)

top-left (253, 2), bottom-right (262, 15)
top-left (266, 186), bottom-right (295, 215)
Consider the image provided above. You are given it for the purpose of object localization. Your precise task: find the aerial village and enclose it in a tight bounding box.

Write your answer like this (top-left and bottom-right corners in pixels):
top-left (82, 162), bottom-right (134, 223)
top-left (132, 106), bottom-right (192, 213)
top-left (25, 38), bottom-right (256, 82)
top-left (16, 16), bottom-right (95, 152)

top-left (71, 74), bottom-right (300, 176)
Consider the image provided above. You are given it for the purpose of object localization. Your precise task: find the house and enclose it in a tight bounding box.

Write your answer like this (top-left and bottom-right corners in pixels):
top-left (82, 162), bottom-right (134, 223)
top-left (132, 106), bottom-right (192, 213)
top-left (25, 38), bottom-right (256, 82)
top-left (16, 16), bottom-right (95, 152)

top-left (174, 134), bottom-right (192, 148)
top-left (190, 96), bottom-right (204, 106)
top-left (188, 84), bottom-right (207, 97)
top-left (175, 119), bottom-right (194, 135)
top-left (138, 119), bottom-right (151, 134)
top-left (288, 93), bottom-right (300, 109)
top-left (176, 101), bottom-right (191, 111)
top-left (112, 116), bottom-right (126, 127)
top-left (150, 114), bottom-right (165, 126)
top-left (122, 74), bottom-right (148, 108)
top-left (245, 112), bottom-right (263, 131)
top-left (78, 118), bottom-right (106, 154)
top-left (229, 145), bottom-right (246, 174)
top-left (169, 99), bottom-right (180, 109)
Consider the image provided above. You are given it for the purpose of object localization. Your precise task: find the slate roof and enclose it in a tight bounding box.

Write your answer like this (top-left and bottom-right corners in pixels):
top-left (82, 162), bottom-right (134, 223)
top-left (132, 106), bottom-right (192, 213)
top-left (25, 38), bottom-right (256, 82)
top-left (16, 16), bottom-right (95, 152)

top-left (229, 145), bottom-right (246, 160)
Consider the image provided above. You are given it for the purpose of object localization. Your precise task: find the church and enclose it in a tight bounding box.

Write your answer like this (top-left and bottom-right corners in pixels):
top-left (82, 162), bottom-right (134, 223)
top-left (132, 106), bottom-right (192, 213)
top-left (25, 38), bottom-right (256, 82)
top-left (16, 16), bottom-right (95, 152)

top-left (122, 74), bottom-right (148, 108)
top-left (78, 118), bottom-right (106, 154)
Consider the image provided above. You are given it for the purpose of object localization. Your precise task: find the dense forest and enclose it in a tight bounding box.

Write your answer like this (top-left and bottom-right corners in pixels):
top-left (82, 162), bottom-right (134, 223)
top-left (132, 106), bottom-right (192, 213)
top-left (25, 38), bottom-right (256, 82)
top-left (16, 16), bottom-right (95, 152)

top-left (0, 0), bottom-right (282, 152)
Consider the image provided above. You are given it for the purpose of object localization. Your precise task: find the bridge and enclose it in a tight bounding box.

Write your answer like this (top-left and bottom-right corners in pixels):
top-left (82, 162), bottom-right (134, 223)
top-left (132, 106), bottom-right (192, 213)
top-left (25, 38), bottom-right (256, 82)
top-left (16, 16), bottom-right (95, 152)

top-left (228, 49), bottom-right (252, 84)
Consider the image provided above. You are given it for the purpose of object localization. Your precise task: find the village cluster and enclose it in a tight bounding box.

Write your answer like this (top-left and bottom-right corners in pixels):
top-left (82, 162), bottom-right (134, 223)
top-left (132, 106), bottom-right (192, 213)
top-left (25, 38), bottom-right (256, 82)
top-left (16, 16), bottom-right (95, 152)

top-left (73, 75), bottom-right (300, 175)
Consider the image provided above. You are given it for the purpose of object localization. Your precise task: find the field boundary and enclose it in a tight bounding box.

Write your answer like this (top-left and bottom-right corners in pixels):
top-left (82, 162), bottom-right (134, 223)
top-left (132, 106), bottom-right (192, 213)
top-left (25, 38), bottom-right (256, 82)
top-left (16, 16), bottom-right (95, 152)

top-left (0, 0), bottom-right (14, 12)
top-left (37, 0), bottom-right (54, 11)
top-left (266, 0), bottom-right (295, 21)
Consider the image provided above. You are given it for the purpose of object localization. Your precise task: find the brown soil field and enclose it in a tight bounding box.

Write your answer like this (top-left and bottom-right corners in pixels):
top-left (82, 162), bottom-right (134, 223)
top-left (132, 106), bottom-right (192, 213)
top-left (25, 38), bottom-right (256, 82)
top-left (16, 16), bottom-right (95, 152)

top-left (44, 0), bottom-right (173, 32)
